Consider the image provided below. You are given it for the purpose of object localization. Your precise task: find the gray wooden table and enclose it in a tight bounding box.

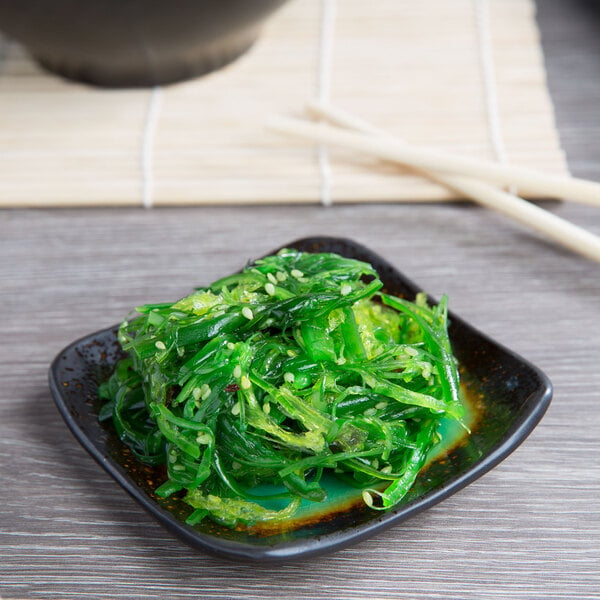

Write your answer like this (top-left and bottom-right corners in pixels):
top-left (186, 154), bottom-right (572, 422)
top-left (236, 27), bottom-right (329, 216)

top-left (1, 1), bottom-right (599, 598)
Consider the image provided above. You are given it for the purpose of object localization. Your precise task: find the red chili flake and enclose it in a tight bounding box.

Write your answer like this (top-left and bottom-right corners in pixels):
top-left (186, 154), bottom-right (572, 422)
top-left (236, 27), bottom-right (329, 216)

top-left (225, 383), bottom-right (240, 393)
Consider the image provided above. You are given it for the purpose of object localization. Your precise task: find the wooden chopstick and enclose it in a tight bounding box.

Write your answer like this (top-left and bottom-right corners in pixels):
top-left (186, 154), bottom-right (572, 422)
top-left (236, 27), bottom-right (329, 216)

top-left (267, 102), bottom-right (600, 264)
top-left (267, 113), bottom-right (600, 207)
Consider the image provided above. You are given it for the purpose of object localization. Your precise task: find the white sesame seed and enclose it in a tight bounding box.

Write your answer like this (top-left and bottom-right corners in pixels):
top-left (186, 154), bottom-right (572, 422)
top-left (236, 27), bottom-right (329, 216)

top-left (201, 384), bottom-right (211, 400)
top-left (375, 401), bottom-right (388, 410)
top-left (233, 365), bottom-right (242, 379)
top-left (242, 306), bottom-right (254, 320)
top-left (283, 372), bottom-right (295, 384)
top-left (291, 269), bottom-right (304, 279)
top-left (267, 272), bottom-right (278, 284)
top-left (265, 282), bottom-right (275, 296)
top-left (276, 271), bottom-right (287, 282)
top-left (196, 433), bottom-right (211, 445)
top-left (154, 340), bottom-right (166, 351)
top-left (192, 387), bottom-right (202, 401)
top-left (240, 375), bottom-right (251, 390)
top-left (362, 490), bottom-right (374, 507)
top-left (340, 284), bottom-right (352, 296)
top-left (227, 342), bottom-right (236, 350)
top-left (231, 402), bottom-right (241, 416)
top-left (263, 402), bottom-right (271, 414)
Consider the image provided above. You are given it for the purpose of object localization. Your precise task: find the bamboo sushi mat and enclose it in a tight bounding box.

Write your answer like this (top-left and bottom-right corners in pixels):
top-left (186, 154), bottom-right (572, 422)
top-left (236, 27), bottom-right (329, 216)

top-left (0, 0), bottom-right (567, 208)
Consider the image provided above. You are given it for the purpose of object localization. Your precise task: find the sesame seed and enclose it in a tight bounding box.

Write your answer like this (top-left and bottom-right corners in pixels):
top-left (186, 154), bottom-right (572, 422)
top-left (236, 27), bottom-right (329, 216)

top-left (233, 365), bottom-right (242, 379)
top-left (196, 433), bottom-right (211, 445)
top-left (267, 272), bottom-right (277, 284)
top-left (154, 340), bottom-right (166, 351)
top-left (192, 387), bottom-right (202, 401)
top-left (283, 372), bottom-right (295, 384)
top-left (291, 269), bottom-right (304, 279)
top-left (362, 490), bottom-right (374, 507)
top-left (227, 342), bottom-right (236, 350)
top-left (375, 401), bottom-right (387, 410)
top-left (242, 306), bottom-right (254, 320)
top-left (276, 271), bottom-right (287, 282)
top-left (265, 282), bottom-right (275, 296)
top-left (240, 375), bottom-right (251, 390)
top-left (340, 284), bottom-right (352, 296)
top-left (263, 402), bottom-right (271, 414)
top-left (231, 402), bottom-right (241, 416)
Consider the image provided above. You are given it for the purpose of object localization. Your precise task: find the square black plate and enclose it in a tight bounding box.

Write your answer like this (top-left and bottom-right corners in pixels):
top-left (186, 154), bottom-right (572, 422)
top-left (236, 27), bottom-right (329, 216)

top-left (49, 237), bottom-right (552, 562)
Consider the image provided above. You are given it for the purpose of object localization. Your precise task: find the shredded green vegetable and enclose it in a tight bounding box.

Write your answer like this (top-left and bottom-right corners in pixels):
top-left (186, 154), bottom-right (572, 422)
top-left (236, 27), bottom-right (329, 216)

top-left (98, 249), bottom-right (464, 529)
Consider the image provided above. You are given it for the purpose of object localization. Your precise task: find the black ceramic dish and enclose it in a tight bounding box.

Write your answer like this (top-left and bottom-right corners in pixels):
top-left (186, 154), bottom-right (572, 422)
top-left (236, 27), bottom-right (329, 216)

top-left (49, 237), bottom-right (552, 562)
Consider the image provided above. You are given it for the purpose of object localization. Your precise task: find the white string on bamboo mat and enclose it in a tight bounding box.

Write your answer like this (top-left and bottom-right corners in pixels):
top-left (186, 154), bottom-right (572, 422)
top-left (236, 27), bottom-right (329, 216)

top-left (474, 0), bottom-right (510, 168)
top-left (316, 0), bottom-right (336, 207)
top-left (141, 85), bottom-right (162, 209)
top-left (313, 0), bottom-right (509, 206)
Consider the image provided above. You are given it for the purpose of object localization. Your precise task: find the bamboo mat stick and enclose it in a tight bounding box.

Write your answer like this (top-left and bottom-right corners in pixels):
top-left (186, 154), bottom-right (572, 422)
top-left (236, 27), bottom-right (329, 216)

top-left (266, 115), bottom-right (600, 206)
top-left (297, 101), bottom-right (600, 264)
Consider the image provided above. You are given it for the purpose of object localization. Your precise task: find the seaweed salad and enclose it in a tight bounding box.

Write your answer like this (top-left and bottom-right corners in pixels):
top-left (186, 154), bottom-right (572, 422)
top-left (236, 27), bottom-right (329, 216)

top-left (98, 249), bottom-right (464, 529)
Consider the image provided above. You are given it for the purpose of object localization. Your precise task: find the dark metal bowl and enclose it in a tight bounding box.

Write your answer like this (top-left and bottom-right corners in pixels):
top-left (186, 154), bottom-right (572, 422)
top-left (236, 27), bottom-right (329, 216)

top-left (0, 0), bottom-right (290, 87)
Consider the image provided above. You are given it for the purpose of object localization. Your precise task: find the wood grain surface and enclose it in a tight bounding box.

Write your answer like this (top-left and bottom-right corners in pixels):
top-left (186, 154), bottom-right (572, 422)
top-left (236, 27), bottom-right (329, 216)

top-left (1, 1), bottom-right (599, 598)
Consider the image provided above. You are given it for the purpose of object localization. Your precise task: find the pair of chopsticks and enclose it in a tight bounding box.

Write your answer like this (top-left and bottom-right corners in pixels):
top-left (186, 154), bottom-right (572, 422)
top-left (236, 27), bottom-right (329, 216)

top-left (267, 101), bottom-right (600, 264)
